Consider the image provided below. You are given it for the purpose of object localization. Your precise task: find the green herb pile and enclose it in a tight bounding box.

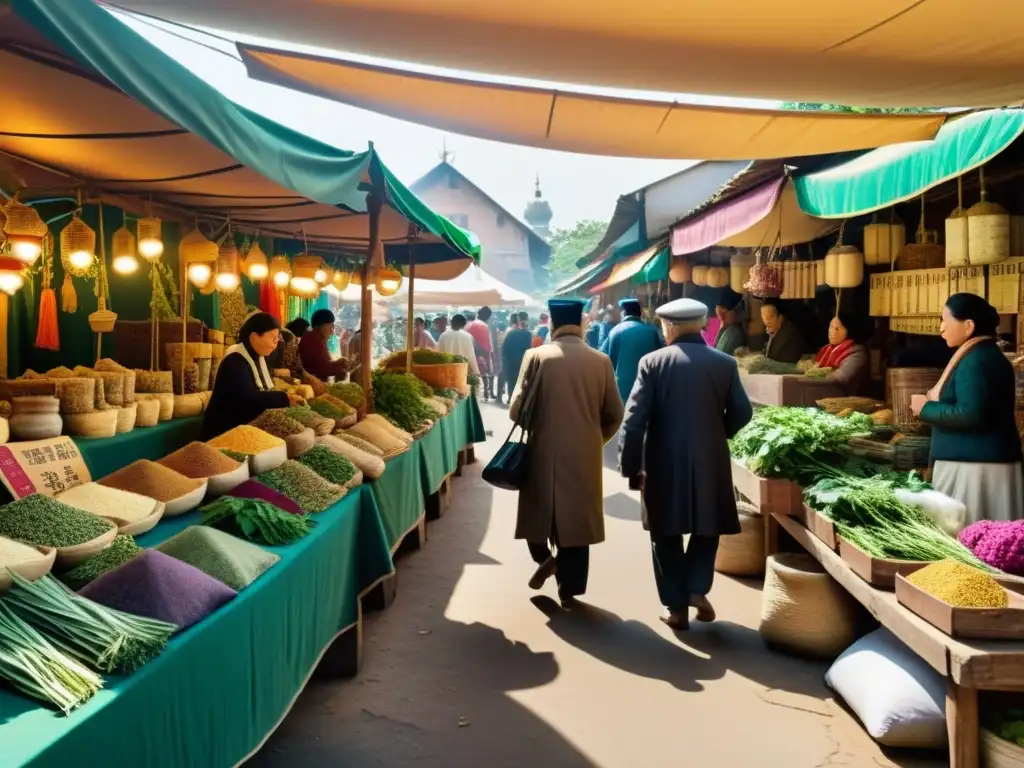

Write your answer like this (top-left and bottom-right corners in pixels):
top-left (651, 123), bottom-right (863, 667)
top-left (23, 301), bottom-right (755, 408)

top-left (309, 399), bottom-right (348, 421)
top-left (433, 387), bottom-right (460, 401)
top-left (729, 406), bottom-right (873, 485)
top-left (0, 495), bottom-right (114, 548)
top-left (745, 358), bottom-right (800, 375)
top-left (59, 535), bottom-right (142, 591)
top-left (381, 349), bottom-right (467, 367)
top-left (220, 449), bottom-right (248, 463)
top-left (201, 496), bottom-right (315, 545)
top-left (371, 370), bottom-right (434, 433)
top-left (250, 409), bottom-right (306, 437)
top-left (326, 382), bottom-right (365, 408)
top-left (4, 572), bottom-right (177, 674)
top-left (804, 475), bottom-right (991, 569)
top-left (298, 445), bottom-right (358, 486)
top-left (282, 406), bottom-right (332, 433)
top-left (0, 602), bottom-right (102, 714)
top-left (257, 460), bottom-right (345, 514)
top-left (156, 527), bottom-right (280, 591)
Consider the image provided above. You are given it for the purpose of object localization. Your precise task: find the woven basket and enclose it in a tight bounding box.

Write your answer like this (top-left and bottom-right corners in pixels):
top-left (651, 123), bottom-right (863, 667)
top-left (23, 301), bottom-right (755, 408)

top-left (886, 367), bottom-right (941, 429)
top-left (88, 309), bottom-right (117, 333)
top-left (982, 727), bottom-right (1024, 768)
top-left (3, 198), bottom-right (48, 237)
top-left (135, 393), bottom-right (174, 421)
top-left (63, 409), bottom-right (118, 439)
top-left (134, 397), bottom-right (161, 428)
top-left (967, 199), bottom-right (1010, 265)
top-left (60, 217), bottom-right (96, 271)
top-left (410, 362), bottom-right (469, 393)
top-left (180, 228), bottom-right (218, 264)
top-left (758, 553), bottom-right (859, 659)
top-left (115, 403), bottom-right (137, 434)
top-left (714, 502), bottom-right (765, 576)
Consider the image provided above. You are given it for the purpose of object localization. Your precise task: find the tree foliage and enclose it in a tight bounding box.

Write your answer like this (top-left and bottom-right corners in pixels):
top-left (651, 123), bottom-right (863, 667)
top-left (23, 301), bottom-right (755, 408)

top-left (547, 219), bottom-right (608, 284)
top-left (779, 102), bottom-right (933, 114)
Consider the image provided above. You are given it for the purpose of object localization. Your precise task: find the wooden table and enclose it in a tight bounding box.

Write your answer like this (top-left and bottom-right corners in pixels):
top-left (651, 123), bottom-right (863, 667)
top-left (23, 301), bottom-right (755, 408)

top-left (770, 511), bottom-right (1024, 768)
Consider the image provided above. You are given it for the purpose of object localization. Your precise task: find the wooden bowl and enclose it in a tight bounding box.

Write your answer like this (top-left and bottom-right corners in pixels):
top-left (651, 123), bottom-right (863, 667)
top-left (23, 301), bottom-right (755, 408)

top-left (249, 443), bottom-right (288, 475)
top-left (105, 502), bottom-right (165, 537)
top-left (54, 524), bottom-right (118, 568)
top-left (0, 543), bottom-right (56, 593)
top-left (205, 461), bottom-right (250, 498)
top-left (163, 482), bottom-right (209, 517)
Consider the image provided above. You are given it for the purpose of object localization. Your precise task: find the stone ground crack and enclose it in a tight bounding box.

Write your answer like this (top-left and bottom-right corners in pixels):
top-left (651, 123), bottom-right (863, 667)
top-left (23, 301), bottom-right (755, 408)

top-left (758, 688), bottom-right (834, 717)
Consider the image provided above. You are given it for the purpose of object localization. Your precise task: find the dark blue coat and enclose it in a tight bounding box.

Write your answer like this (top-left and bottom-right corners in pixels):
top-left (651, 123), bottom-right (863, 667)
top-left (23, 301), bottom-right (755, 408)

top-left (620, 335), bottom-right (753, 537)
top-left (600, 316), bottom-right (663, 403)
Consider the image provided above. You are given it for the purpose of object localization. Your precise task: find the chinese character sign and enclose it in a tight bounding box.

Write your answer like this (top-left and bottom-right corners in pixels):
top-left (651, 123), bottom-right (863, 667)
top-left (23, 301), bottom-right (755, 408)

top-left (0, 437), bottom-right (91, 500)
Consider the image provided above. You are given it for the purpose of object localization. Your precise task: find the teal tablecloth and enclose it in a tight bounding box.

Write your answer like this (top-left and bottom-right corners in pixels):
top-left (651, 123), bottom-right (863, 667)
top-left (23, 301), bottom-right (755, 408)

top-left (0, 486), bottom-right (394, 768)
top-left (76, 417), bottom-right (203, 479)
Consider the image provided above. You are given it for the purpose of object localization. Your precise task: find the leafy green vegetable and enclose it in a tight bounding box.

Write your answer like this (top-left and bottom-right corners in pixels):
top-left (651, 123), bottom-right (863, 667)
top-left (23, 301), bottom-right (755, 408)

top-left (380, 349), bottom-right (467, 367)
top-left (371, 370), bottom-right (434, 433)
top-left (745, 358), bottom-right (800, 375)
top-left (201, 495), bottom-right (315, 545)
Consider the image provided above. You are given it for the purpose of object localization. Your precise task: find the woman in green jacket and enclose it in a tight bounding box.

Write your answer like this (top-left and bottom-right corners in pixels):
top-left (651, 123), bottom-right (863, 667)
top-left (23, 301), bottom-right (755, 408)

top-left (910, 293), bottom-right (1022, 523)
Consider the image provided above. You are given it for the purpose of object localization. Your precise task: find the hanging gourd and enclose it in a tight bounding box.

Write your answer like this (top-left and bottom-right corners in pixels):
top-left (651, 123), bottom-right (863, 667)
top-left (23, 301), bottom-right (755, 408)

top-left (705, 266), bottom-right (728, 289)
top-left (944, 176), bottom-right (969, 267)
top-left (825, 221), bottom-right (864, 288)
top-left (896, 195), bottom-right (945, 270)
top-left (730, 252), bottom-right (753, 293)
top-left (3, 196), bottom-right (47, 265)
top-left (966, 166), bottom-right (1009, 265)
top-left (691, 265), bottom-right (709, 287)
top-left (668, 256), bottom-right (692, 284)
top-left (243, 240), bottom-right (269, 280)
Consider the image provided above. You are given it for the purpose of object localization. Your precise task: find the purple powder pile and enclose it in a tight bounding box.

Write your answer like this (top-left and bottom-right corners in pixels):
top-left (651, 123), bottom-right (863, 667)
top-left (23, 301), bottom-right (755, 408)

top-left (225, 479), bottom-right (303, 515)
top-left (79, 549), bottom-right (236, 631)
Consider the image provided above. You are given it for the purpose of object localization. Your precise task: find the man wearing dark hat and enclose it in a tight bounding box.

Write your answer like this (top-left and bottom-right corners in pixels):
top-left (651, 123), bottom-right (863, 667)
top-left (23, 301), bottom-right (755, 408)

top-left (600, 297), bottom-right (663, 404)
top-left (713, 289), bottom-right (748, 356)
top-left (510, 298), bottom-right (623, 608)
top-left (619, 298), bottom-right (752, 630)
top-left (298, 308), bottom-right (350, 380)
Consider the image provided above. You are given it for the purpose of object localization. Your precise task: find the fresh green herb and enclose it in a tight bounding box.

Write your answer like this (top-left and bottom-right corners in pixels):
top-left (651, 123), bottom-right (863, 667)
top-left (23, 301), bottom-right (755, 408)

top-left (326, 382), bottom-right (366, 408)
top-left (298, 445), bottom-right (358, 486)
top-left (989, 709), bottom-right (1024, 747)
top-left (309, 399), bottom-right (348, 421)
top-left (0, 495), bottom-right (114, 548)
top-left (59, 534), bottom-right (142, 591)
top-left (257, 460), bottom-right (345, 514)
top-left (371, 370), bottom-right (435, 433)
top-left (745, 358), bottom-right (800, 375)
top-left (433, 387), bottom-right (460, 401)
top-left (202, 496), bottom-right (315, 545)
top-left (381, 349), bottom-right (467, 367)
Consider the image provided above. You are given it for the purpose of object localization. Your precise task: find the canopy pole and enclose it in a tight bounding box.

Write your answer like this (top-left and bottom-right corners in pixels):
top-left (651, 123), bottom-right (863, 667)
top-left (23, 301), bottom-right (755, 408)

top-left (405, 241), bottom-right (416, 373)
top-left (360, 192), bottom-right (382, 395)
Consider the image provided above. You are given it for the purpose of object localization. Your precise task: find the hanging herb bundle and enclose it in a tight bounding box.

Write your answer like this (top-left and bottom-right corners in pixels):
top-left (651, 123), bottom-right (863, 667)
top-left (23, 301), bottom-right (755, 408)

top-left (150, 260), bottom-right (179, 321)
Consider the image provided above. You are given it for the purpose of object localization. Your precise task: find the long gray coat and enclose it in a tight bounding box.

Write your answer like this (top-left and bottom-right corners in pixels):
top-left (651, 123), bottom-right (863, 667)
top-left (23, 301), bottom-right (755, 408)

top-left (620, 335), bottom-right (753, 537)
top-left (510, 326), bottom-right (623, 548)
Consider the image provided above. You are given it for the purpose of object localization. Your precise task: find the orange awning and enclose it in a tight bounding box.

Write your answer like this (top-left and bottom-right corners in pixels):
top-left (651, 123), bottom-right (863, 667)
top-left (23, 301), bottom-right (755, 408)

top-left (589, 244), bottom-right (663, 294)
top-left (121, 0), bottom-right (1024, 108)
top-left (238, 46), bottom-right (946, 160)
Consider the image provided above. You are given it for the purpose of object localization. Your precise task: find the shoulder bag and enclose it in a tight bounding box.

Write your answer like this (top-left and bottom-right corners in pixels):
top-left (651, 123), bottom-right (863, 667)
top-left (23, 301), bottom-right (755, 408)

top-left (482, 357), bottom-right (540, 490)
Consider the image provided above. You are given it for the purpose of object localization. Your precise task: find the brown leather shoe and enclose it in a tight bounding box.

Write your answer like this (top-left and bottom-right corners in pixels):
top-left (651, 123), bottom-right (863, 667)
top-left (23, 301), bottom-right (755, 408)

top-left (690, 594), bottom-right (716, 623)
top-left (528, 556), bottom-right (557, 590)
top-left (659, 610), bottom-right (689, 631)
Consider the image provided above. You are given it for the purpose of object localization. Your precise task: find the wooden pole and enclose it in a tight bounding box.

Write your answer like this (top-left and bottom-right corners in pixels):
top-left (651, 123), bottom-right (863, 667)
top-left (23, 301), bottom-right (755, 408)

top-left (360, 192), bottom-right (382, 395)
top-left (405, 247), bottom-right (416, 373)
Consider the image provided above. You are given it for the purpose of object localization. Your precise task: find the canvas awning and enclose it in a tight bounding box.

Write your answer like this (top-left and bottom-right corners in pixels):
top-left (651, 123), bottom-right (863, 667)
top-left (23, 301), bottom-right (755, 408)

top-left (589, 243), bottom-right (665, 294)
top-left (2, 0), bottom-right (479, 278)
top-left (385, 265), bottom-right (533, 308)
top-left (238, 46), bottom-right (946, 161)
top-left (553, 258), bottom-right (613, 297)
top-left (119, 0), bottom-right (1024, 108)
top-left (794, 109), bottom-right (1024, 219)
top-left (672, 177), bottom-right (836, 254)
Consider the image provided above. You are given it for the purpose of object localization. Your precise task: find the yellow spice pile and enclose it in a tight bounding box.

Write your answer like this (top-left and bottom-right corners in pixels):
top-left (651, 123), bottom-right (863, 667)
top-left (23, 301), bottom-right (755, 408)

top-left (207, 425), bottom-right (284, 454)
top-left (907, 560), bottom-right (1008, 608)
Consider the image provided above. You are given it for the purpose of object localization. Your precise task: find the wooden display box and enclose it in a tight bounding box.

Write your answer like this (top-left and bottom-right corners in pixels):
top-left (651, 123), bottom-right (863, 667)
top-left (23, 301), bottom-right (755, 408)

top-left (803, 504), bottom-right (838, 550)
top-left (730, 459), bottom-right (802, 516)
top-left (895, 574), bottom-right (1024, 640)
top-left (839, 538), bottom-right (929, 589)
top-left (738, 371), bottom-right (845, 406)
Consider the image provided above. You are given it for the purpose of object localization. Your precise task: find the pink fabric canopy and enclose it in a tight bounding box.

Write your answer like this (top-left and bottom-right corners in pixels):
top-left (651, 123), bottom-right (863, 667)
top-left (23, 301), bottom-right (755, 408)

top-left (670, 177), bottom-right (784, 256)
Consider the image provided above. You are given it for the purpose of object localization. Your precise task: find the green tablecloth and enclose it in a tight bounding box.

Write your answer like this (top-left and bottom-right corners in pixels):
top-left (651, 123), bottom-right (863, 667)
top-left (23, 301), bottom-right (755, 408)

top-left (369, 445), bottom-right (425, 551)
top-left (76, 417), bottom-right (203, 479)
top-left (0, 486), bottom-right (394, 768)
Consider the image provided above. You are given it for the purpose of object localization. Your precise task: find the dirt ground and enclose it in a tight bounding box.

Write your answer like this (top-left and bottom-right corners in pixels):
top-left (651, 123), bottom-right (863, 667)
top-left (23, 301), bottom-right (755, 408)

top-left (248, 401), bottom-right (947, 768)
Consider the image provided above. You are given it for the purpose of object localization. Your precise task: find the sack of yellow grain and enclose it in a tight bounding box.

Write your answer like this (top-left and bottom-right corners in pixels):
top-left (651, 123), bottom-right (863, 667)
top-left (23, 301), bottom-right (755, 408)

top-left (361, 413), bottom-right (413, 445)
top-left (344, 420), bottom-right (408, 457)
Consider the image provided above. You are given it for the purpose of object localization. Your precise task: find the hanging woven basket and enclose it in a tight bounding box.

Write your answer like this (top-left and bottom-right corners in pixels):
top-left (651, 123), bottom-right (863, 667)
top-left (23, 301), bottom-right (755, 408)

top-left (137, 217), bottom-right (164, 261)
top-left (714, 502), bottom-right (765, 576)
top-left (215, 238), bottom-right (240, 291)
top-left (3, 198), bottom-right (48, 238)
top-left (242, 241), bottom-right (268, 279)
top-left (269, 255), bottom-right (291, 288)
top-left (730, 253), bottom-right (754, 294)
top-left (60, 215), bottom-right (97, 276)
top-left (180, 228), bottom-right (218, 265)
top-left (332, 269), bottom-right (352, 291)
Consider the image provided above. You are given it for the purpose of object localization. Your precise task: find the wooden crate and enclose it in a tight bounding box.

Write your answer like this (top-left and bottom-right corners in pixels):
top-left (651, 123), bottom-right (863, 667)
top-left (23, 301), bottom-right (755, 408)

top-left (803, 504), bottom-right (839, 550)
top-left (895, 575), bottom-right (1024, 640)
top-left (731, 459), bottom-right (801, 515)
top-left (839, 538), bottom-right (930, 589)
top-left (738, 371), bottom-right (845, 406)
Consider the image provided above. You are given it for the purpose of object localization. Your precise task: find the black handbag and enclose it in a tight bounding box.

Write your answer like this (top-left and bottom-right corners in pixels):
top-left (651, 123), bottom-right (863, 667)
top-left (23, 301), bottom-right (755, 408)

top-left (482, 359), bottom-right (539, 490)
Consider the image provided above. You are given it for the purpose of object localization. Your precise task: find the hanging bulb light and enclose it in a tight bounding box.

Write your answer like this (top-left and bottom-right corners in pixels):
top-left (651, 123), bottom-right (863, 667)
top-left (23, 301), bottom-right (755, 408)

top-left (215, 235), bottom-right (240, 291)
top-left (111, 223), bottom-right (139, 275)
top-left (0, 257), bottom-right (25, 295)
top-left (375, 266), bottom-right (403, 297)
top-left (290, 254), bottom-right (321, 298)
top-left (137, 216), bottom-right (164, 261)
top-left (270, 255), bottom-right (291, 288)
top-left (332, 269), bottom-right (351, 291)
top-left (187, 262), bottom-right (212, 288)
top-left (8, 235), bottom-right (43, 265)
top-left (180, 226), bottom-right (218, 289)
top-left (3, 197), bottom-right (47, 266)
top-left (61, 213), bottom-right (96, 273)
top-left (314, 261), bottom-right (330, 285)
top-left (243, 240), bottom-right (269, 280)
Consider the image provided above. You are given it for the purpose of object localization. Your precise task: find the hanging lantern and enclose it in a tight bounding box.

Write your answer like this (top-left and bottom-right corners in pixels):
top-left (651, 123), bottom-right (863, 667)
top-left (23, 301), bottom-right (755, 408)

top-left (729, 252), bottom-right (754, 294)
top-left (60, 214), bottom-right (97, 274)
top-left (0, 257), bottom-right (25, 295)
top-left (314, 261), bottom-right (331, 285)
top-left (332, 269), bottom-right (352, 291)
top-left (704, 265), bottom-right (728, 289)
top-left (111, 226), bottom-right (139, 275)
top-left (945, 178), bottom-right (969, 268)
top-left (825, 222), bottom-right (865, 289)
top-left (243, 240), bottom-right (269, 280)
top-left (691, 265), bottom-right (709, 287)
top-left (863, 210), bottom-right (906, 267)
top-left (966, 166), bottom-right (1009, 266)
top-left (187, 262), bottom-right (212, 288)
top-left (137, 217), bottom-right (164, 261)
top-left (375, 266), bottom-right (403, 297)
top-left (215, 237), bottom-right (240, 291)
top-left (290, 254), bottom-right (321, 298)
top-left (3, 198), bottom-right (47, 266)
top-left (180, 227), bottom-right (217, 289)
top-left (668, 257), bottom-right (692, 284)
top-left (270, 255), bottom-right (291, 288)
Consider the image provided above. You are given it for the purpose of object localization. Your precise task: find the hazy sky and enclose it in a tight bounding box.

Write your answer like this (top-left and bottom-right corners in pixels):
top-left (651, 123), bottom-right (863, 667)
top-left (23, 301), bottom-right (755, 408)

top-left (116, 9), bottom-right (777, 232)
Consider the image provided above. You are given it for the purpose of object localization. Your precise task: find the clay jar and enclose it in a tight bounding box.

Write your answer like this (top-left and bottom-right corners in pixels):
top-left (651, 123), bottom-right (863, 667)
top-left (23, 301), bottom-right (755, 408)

top-left (9, 396), bottom-right (63, 441)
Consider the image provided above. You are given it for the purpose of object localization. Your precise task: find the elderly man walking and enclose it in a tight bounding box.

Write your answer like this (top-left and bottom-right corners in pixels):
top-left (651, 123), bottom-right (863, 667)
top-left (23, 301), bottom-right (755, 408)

top-left (510, 298), bottom-right (623, 608)
top-left (601, 297), bottom-right (663, 404)
top-left (619, 298), bottom-right (752, 630)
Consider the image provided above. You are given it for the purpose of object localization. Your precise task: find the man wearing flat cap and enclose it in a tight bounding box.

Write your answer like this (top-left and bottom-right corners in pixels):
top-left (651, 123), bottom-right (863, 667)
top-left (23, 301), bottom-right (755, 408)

top-left (510, 298), bottom-right (623, 608)
top-left (600, 297), bottom-right (663, 404)
top-left (619, 298), bottom-right (752, 630)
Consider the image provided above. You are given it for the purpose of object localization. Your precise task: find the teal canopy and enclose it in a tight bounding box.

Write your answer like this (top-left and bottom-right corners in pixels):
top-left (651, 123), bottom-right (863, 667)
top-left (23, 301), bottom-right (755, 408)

top-left (633, 247), bottom-right (668, 284)
top-left (6, 0), bottom-right (480, 271)
top-left (793, 109), bottom-right (1024, 219)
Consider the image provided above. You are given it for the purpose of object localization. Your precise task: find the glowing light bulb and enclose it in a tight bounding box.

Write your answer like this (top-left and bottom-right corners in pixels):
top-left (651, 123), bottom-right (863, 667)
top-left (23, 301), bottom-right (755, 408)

top-left (0, 270), bottom-right (24, 295)
top-left (187, 262), bottom-right (212, 287)
top-left (314, 268), bottom-right (328, 285)
top-left (273, 270), bottom-right (290, 288)
top-left (248, 263), bottom-right (269, 280)
top-left (9, 236), bottom-right (42, 265)
top-left (215, 272), bottom-right (240, 291)
top-left (112, 255), bottom-right (139, 275)
top-left (138, 236), bottom-right (164, 261)
top-left (68, 249), bottom-right (95, 270)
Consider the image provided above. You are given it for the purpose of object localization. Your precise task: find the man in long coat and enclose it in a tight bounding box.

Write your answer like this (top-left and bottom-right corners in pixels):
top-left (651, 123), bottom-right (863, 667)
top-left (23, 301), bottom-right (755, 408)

top-left (620, 298), bottom-right (753, 629)
top-left (601, 297), bottom-right (663, 403)
top-left (510, 298), bottom-right (623, 607)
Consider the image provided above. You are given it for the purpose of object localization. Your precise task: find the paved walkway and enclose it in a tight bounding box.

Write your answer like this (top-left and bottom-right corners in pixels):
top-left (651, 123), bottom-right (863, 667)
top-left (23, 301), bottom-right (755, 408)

top-left (249, 402), bottom-right (944, 768)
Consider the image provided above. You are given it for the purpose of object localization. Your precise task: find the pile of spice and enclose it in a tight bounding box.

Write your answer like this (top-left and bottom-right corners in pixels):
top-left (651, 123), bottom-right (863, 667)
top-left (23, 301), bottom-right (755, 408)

top-left (257, 460), bottom-right (345, 513)
top-left (0, 537), bottom-right (48, 567)
top-left (98, 460), bottom-right (205, 503)
top-left (156, 526), bottom-right (280, 591)
top-left (59, 534), bottom-right (143, 591)
top-left (158, 441), bottom-right (243, 479)
top-left (57, 483), bottom-right (159, 524)
top-left (220, 449), bottom-right (248, 463)
top-left (0, 495), bottom-right (115, 548)
top-left (250, 410), bottom-right (307, 438)
top-left (906, 560), bottom-right (1009, 608)
top-left (224, 479), bottom-right (303, 515)
top-left (336, 433), bottom-right (384, 457)
top-left (317, 435), bottom-right (386, 479)
top-left (207, 425), bottom-right (284, 455)
top-left (327, 382), bottom-right (365, 409)
top-left (308, 396), bottom-right (351, 424)
top-left (299, 444), bottom-right (360, 486)
top-left (282, 406), bottom-right (335, 436)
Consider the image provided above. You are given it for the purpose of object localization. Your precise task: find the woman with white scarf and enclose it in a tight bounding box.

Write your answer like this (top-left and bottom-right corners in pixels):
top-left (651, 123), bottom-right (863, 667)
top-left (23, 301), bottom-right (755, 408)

top-left (201, 312), bottom-right (294, 440)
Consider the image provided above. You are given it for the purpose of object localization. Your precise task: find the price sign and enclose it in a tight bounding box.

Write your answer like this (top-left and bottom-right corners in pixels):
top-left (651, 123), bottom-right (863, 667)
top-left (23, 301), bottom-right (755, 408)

top-left (0, 436), bottom-right (91, 500)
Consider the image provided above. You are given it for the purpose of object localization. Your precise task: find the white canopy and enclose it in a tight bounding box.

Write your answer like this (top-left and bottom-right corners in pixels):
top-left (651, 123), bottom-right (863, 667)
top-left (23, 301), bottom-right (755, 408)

top-left (387, 265), bottom-right (534, 308)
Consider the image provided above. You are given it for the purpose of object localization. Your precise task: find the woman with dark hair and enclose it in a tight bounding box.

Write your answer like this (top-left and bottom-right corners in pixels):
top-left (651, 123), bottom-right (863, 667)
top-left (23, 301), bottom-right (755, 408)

top-left (811, 310), bottom-right (870, 395)
top-left (268, 316), bottom-right (311, 375)
top-left (201, 311), bottom-right (294, 440)
top-left (910, 293), bottom-right (1022, 522)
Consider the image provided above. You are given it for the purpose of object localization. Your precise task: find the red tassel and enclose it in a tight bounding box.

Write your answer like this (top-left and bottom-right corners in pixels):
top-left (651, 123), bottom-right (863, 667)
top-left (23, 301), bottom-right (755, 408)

top-left (35, 288), bottom-right (60, 350)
